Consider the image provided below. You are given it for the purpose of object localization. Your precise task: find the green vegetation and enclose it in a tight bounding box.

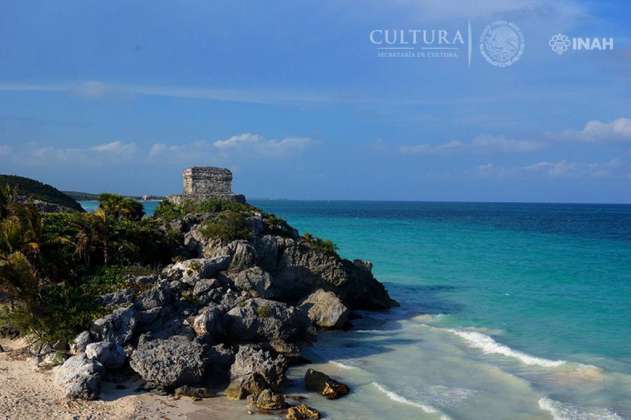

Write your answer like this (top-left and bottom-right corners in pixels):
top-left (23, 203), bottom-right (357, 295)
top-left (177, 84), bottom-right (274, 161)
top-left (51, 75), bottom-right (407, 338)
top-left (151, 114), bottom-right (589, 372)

top-left (200, 210), bottom-right (252, 242)
top-left (256, 304), bottom-right (272, 318)
top-left (262, 212), bottom-right (296, 237)
top-left (0, 175), bottom-right (83, 212)
top-left (0, 187), bottom-right (178, 344)
top-left (154, 197), bottom-right (252, 222)
top-left (302, 232), bottom-right (338, 256)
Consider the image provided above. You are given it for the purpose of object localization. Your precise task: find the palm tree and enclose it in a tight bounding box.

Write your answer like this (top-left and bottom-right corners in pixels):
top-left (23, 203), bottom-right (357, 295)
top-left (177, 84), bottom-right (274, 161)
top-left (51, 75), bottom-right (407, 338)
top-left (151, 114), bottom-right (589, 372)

top-left (97, 194), bottom-right (144, 221)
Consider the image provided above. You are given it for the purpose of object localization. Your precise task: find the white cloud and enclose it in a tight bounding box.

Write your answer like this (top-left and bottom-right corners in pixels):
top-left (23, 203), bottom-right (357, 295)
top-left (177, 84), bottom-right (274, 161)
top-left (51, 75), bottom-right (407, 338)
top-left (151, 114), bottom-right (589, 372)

top-left (523, 160), bottom-right (576, 177)
top-left (91, 141), bottom-right (137, 155)
top-left (480, 159), bottom-right (631, 179)
top-left (558, 117), bottom-right (631, 143)
top-left (400, 135), bottom-right (543, 155)
top-left (213, 133), bottom-right (311, 157)
top-left (148, 133), bottom-right (312, 165)
top-left (8, 141), bottom-right (137, 166)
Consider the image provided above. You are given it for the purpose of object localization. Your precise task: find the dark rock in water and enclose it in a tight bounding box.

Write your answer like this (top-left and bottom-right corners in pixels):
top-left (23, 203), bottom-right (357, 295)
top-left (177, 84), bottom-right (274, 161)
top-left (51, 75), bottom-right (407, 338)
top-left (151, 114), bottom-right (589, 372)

top-left (91, 305), bottom-right (137, 346)
top-left (255, 388), bottom-right (286, 410)
top-left (85, 341), bottom-right (126, 370)
top-left (286, 404), bottom-right (321, 420)
top-left (225, 372), bottom-right (269, 400)
top-left (54, 354), bottom-right (104, 400)
top-left (129, 335), bottom-right (207, 389)
top-left (230, 344), bottom-right (287, 388)
top-left (299, 289), bottom-right (350, 329)
top-left (174, 385), bottom-right (214, 400)
top-left (226, 298), bottom-right (312, 343)
top-left (304, 369), bottom-right (349, 400)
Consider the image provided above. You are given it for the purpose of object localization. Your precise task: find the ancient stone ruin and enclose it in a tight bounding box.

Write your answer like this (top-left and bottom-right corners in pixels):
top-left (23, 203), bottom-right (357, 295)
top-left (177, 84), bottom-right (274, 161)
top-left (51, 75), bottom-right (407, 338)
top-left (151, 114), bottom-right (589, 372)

top-left (168, 167), bottom-right (246, 204)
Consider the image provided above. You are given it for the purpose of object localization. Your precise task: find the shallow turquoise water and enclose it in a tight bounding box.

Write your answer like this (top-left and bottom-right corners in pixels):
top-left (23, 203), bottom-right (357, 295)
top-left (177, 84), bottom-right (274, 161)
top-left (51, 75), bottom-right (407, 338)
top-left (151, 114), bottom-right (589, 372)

top-left (82, 200), bottom-right (631, 418)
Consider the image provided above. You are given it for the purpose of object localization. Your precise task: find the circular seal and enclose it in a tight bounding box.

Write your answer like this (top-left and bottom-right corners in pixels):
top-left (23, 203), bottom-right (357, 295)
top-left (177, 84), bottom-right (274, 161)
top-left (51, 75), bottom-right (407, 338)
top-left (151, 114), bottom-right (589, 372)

top-left (480, 21), bottom-right (525, 67)
top-left (549, 33), bottom-right (571, 55)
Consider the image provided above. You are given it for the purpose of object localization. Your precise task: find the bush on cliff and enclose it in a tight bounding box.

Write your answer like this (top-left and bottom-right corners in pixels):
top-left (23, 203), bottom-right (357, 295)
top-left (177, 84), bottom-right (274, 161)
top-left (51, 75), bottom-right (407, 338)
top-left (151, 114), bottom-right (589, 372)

top-left (200, 210), bottom-right (251, 242)
top-left (154, 198), bottom-right (252, 222)
top-left (302, 232), bottom-right (338, 256)
top-left (0, 190), bottom-right (176, 343)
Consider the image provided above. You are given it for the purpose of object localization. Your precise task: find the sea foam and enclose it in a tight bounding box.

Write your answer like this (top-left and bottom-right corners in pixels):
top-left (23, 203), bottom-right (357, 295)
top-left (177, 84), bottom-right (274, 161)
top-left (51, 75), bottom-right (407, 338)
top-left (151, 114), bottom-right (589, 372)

top-left (372, 382), bottom-right (450, 419)
top-left (538, 397), bottom-right (623, 420)
top-left (446, 329), bottom-right (566, 367)
top-left (329, 360), bottom-right (358, 370)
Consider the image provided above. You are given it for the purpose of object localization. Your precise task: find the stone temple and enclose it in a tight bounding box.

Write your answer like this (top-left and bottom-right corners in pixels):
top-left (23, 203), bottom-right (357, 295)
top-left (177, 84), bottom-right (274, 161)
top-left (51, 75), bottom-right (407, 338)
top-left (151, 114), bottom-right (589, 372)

top-left (168, 167), bottom-right (246, 204)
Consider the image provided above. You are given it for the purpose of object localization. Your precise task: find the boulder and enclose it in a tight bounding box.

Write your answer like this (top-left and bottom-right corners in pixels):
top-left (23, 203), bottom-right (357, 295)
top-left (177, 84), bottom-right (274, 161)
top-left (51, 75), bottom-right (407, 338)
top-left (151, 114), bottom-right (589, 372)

top-left (231, 267), bottom-right (275, 299)
top-left (226, 298), bottom-right (311, 343)
top-left (287, 404), bottom-right (321, 420)
top-left (225, 372), bottom-right (269, 400)
top-left (135, 283), bottom-right (172, 310)
top-left (37, 351), bottom-right (66, 370)
top-left (299, 289), bottom-right (350, 329)
top-left (304, 369), bottom-right (349, 400)
top-left (91, 305), bottom-right (137, 345)
top-left (230, 344), bottom-right (287, 388)
top-left (85, 341), bottom-right (126, 369)
top-left (163, 256), bottom-right (230, 284)
top-left (192, 306), bottom-right (225, 339)
top-left (70, 331), bottom-right (92, 355)
top-left (129, 335), bottom-right (207, 388)
top-left (54, 354), bottom-right (104, 400)
top-left (255, 388), bottom-right (286, 410)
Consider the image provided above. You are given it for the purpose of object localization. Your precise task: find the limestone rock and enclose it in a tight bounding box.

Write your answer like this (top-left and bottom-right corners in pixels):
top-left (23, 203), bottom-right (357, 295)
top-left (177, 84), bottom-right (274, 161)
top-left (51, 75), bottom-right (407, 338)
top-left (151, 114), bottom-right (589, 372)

top-left (163, 256), bottom-right (230, 284)
top-left (85, 341), bottom-right (126, 369)
top-left (230, 344), bottom-right (287, 388)
top-left (130, 335), bottom-right (207, 388)
top-left (304, 369), bottom-right (349, 400)
top-left (255, 388), bottom-right (286, 410)
top-left (287, 404), bottom-right (321, 420)
top-left (192, 306), bottom-right (225, 339)
top-left (91, 305), bottom-right (137, 345)
top-left (299, 289), bottom-right (350, 329)
top-left (226, 298), bottom-right (311, 343)
top-left (54, 354), bottom-right (104, 400)
top-left (70, 331), bottom-right (92, 355)
top-left (225, 372), bottom-right (269, 400)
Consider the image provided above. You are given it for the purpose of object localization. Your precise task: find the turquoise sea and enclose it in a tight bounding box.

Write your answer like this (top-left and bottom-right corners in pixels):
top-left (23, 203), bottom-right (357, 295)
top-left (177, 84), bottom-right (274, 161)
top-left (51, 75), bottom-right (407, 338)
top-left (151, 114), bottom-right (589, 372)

top-left (81, 200), bottom-right (631, 419)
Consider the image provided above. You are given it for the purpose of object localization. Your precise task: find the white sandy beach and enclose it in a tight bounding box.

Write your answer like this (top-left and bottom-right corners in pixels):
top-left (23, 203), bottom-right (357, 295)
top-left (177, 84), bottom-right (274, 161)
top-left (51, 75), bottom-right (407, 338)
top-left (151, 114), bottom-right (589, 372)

top-left (0, 338), bottom-right (255, 420)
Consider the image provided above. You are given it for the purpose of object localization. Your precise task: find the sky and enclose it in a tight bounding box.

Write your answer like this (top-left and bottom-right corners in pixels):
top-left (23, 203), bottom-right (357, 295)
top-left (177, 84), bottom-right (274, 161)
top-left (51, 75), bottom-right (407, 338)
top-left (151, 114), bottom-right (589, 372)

top-left (0, 0), bottom-right (630, 203)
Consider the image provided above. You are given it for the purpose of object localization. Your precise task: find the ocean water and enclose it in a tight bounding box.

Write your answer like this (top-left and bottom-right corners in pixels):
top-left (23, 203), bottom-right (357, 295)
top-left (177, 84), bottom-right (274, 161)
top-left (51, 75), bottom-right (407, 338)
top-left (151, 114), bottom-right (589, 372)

top-left (81, 200), bottom-right (631, 419)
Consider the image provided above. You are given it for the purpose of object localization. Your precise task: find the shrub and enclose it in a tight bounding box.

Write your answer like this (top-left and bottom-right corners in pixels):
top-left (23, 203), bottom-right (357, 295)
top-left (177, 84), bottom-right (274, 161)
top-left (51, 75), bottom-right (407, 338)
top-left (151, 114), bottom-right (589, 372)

top-left (302, 232), bottom-right (339, 257)
top-left (262, 213), bottom-right (296, 238)
top-left (256, 304), bottom-right (272, 318)
top-left (199, 210), bottom-right (251, 242)
top-left (97, 193), bottom-right (144, 221)
top-left (154, 198), bottom-right (253, 222)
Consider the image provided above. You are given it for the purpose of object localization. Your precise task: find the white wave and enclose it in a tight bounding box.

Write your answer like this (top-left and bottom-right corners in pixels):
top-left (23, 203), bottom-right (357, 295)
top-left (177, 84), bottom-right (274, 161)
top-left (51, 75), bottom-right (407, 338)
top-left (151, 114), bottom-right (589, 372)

top-left (354, 329), bottom-right (388, 334)
top-left (372, 382), bottom-right (450, 419)
top-left (446, 329), bottom-right (566, 368)
top-left (330, 360), bottom-right (358, 370)
top-left (538, 397), bottom-right (623, 420)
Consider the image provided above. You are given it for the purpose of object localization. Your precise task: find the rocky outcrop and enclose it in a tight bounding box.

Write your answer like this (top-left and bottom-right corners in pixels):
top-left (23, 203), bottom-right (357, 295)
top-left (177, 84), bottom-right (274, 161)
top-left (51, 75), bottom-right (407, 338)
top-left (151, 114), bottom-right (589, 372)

top-left (54, 354), bottom-right (104, 400)
top-left (299, 289), bottom-right (350, 329)
top-left (85, 341), bottom-right (126, 369)
top-left (49, 199), bottom-right (395, 418)
top-left (304, 369), bottom-right (350, 400)
top-left (129, 335), bottom-right (207, 389)
top-left (226, 298), bottom-right (312, 343)
top-left (230, 344), bottom-right (287, 388)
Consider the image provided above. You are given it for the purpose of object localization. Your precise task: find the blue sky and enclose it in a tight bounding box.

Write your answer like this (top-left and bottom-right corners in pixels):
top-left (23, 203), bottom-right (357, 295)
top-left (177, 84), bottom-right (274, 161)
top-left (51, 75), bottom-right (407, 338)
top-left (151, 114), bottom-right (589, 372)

top-left (0, 0), bottom-right (630, 202)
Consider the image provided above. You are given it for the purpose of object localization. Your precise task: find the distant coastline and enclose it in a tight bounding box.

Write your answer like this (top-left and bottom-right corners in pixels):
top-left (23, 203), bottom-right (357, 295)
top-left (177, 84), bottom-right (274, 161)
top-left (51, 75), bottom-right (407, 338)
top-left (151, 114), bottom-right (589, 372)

top-left (64, 191), bottom-right (166, 201)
